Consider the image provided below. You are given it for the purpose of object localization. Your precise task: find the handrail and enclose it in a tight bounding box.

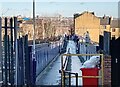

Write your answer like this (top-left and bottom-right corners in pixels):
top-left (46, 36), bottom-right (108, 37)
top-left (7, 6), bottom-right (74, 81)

top-left (59, 70), bottom-right (78, 87)
top-left (60, 53), bottom-right (104, 87)
top-left (63, 56), bottom-right (68, 70)
top-left (62, 48), bottom-right (70, 70)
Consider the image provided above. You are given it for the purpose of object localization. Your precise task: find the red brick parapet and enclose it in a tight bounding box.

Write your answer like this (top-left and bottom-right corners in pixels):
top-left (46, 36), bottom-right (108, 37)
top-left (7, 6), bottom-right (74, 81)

top-left (103, 55), bottom-right (111, 86)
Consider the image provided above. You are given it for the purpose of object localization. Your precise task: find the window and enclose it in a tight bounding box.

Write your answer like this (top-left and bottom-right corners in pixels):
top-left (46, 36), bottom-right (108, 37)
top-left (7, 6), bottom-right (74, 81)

top-left (112, 29), bottom-right (115, 32)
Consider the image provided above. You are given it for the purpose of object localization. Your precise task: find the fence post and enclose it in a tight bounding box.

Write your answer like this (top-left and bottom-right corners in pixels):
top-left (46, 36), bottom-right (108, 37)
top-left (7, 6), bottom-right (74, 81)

top-left (4, 17), bottom-right (8, 85)
top-left (28, 46), bottom-right (34, 85)
top-left (17, 37), bottom-right (24, 85)
top-left (0, 17), bottom-right (2, 86)
top-left (20, 37), bottom-right (24, 85)
top-left (76, 73), bottom-right (78, 87)
top-left (7, 35), bottom-right (10, 83)
top-left (32, 58), bottom-right (36, 85)
top-left (63, 70), bottom-right (65, 87)
top-left (14, 17), bottom-right (18, 85)
top-left (68, 72), bottom-right (71, 87)
top-left (10, 17), bottom-right (14, 84)
top-left (17, 39), bottom-right (20, 85)
top-left (24, 35), bottom-right (31, 85)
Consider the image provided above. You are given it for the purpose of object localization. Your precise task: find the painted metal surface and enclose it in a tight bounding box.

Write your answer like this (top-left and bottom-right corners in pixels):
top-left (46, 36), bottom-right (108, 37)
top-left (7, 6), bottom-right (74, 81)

top-left (35, 41), bottom-right (61, 77)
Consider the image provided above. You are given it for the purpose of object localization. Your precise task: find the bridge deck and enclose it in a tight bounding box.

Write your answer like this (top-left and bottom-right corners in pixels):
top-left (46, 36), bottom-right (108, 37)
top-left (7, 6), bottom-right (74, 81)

top-left (36, 40), bottom-right (83, 86)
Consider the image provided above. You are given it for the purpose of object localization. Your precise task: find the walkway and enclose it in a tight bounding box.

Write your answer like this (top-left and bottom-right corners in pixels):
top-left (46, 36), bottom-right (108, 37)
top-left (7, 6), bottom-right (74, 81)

top-left (36, 40), bottom-right (83, 86)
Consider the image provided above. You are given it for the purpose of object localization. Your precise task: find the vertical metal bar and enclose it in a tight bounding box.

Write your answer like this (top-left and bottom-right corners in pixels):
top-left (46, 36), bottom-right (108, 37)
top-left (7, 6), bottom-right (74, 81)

top-left (101, 54), bottom-right (104, 87)
top-left (63, 71), bottom-right (65, 87)
top-left (29, 45), bottom-right (33, 84)
top-left (61, 55), bottom-right (64, 87)
top-left (17, 38), bottom-right (20, 85)
top-left (14, 17), bottom-right (18, 85)
top-left (20, 37), bottom-right (24, 85)
top-left (86, 45), bottom-right (87, 60)
top-left (32, 58), bottom-right (36, 85)
top-left (4, 17), bottom-right (8, 85)
top-left (22, 37), bottom-right (25, 84)
top-left (24, 35), bottom-right (31, 85)
top-left (61, 56), bottom-right (62, 87)
top-left (18, 36), bottom-right (24, 85)
top-left (10, 18), bottom-right (14, 84)
top-left (68, 72), bottom-right (71, 87)
top-left (28, 46), bottom-right (33, 85)
top-left (7, 35), bottom-right (10, 83)
top-left (76, 73), bottom-right (78, 87)
top-left (0, 17), bottom-right (2, 84)
top-left (0, 17), bottom-right (1, 64)
top-left (33, 0), bottom-right (36, 60)
top-left (27, 35), bottom-right (32, 85)
top-left (32, 0), bottom-right (36, 85)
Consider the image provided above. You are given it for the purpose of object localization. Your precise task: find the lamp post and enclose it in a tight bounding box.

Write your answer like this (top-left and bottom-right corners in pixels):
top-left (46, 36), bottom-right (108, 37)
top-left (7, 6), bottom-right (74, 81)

top-left (33, 0), bottom-right (36, 60)
top-left (32, 0), bottom-right (36, 85)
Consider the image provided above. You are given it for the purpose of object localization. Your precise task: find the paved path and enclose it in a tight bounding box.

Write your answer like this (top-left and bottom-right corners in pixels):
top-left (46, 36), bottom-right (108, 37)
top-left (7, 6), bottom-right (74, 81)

top-left (67, 40), bottom-right (82, 86)
top-left (36, 40), bottom-right (83, 86)
top-left (36, 55), bottom-right (61, 85)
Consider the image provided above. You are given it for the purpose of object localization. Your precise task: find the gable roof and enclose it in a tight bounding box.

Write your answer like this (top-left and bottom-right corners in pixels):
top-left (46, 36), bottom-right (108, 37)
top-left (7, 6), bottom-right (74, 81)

top-left (74, 11), bottom-right (96, 19)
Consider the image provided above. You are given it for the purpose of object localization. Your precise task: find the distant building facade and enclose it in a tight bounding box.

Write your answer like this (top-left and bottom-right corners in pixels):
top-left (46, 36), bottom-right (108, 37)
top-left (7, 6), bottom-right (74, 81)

top-left (110, 19), bottom-right (120, 39)
top-left (74, 11), bottom-right (120, 43)
top-left (100, 16), bottom-right (120, 39)
top-left (74, 11), bottom-right (100, 43)
top-left (19, 16), bottom-right (73, 40)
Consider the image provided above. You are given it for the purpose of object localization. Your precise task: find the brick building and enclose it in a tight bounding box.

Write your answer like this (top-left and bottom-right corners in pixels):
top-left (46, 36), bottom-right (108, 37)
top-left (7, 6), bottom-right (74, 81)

top-left (74, 11), bottom-right (120, 43)
top-left (100, 16), bottom-right (120, 39)
top-left (74, 11), bottom-right (100, 43)
top-left (19, 16), bottom-right (73, 41)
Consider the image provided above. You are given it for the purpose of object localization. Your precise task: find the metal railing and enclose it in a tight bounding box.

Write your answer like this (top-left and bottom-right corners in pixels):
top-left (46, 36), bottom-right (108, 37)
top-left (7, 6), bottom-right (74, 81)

top-left (59, 70), bottom-right (78, 87)
top-left (60, 54), bottom-right (104, 87)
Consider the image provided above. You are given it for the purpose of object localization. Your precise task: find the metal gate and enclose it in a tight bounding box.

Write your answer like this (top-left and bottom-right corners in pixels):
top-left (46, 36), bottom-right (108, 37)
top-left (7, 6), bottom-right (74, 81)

top-left (0, 17), bottom-right (36, 86)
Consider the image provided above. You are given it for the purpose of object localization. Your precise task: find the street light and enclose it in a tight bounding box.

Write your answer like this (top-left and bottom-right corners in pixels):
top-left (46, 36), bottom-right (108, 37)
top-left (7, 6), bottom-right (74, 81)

top-left (32, 0), bottom-right (36, 85)
top-left (33, 0), bottom-right (36, 60)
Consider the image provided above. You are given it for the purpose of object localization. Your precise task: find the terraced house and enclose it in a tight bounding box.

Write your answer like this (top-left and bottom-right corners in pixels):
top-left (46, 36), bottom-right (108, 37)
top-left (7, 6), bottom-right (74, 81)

top-left (74, 11), bottom-right (120, 43)
top-left (18, 15), bottom-right (73, 41)
top-left (74, 11), bottom-right (100, 43)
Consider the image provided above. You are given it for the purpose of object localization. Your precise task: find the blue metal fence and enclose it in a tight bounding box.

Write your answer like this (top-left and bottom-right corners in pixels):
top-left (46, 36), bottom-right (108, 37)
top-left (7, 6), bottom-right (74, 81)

top-left (34, 42), bottom-right (60, 77)
top-left (0, 17), bottom-right (66, 86)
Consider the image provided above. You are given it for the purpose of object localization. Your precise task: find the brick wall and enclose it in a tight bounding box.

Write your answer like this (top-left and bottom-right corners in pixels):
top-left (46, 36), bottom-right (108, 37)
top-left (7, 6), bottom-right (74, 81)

top-left (104, 55), bottom-right (111, 86)
top-left (75, 11), bottom-right (100, 43)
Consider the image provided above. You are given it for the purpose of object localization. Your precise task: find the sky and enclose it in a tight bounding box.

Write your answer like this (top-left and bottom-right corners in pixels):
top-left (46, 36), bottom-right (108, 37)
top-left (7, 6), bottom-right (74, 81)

top-left (0, 1), bottom-right (119, 18)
